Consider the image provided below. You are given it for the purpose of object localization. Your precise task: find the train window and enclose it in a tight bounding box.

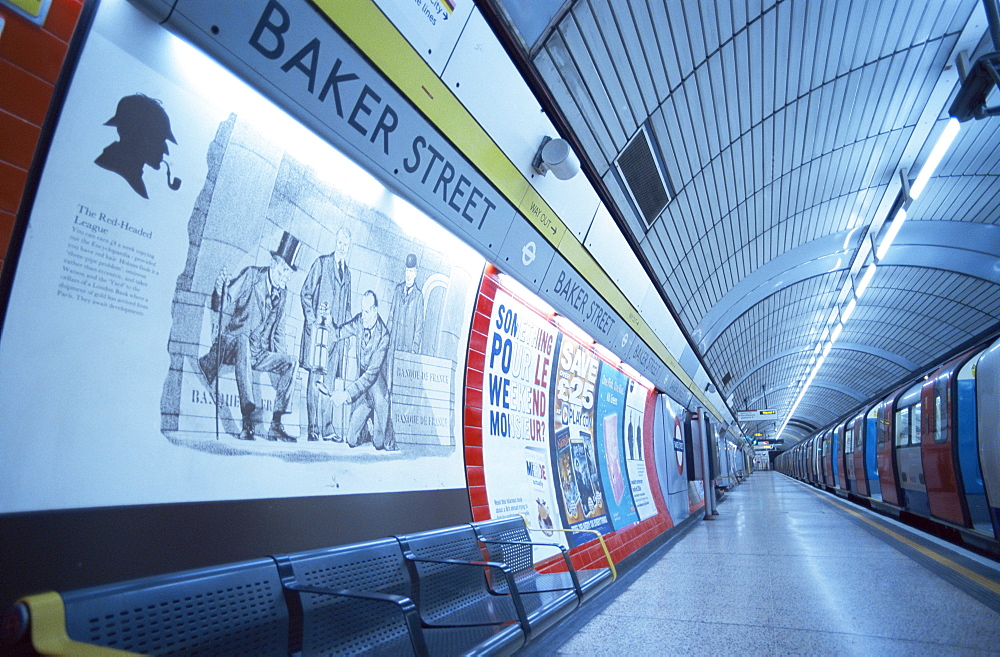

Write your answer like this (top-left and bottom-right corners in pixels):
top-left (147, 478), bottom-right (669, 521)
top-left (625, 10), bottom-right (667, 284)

top-left (845, 427), bottom-right (853, 453)
top-left (911, 402), bottom-right (922, 445)
top-left (933, 384), bottom-right (948, 444)
top-left (895, 407), bottom-right (910, 446)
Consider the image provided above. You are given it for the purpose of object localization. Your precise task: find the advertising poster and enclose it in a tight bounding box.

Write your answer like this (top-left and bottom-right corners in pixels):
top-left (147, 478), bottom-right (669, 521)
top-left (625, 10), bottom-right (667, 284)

top-left (594, 363), bottom-right (639, 529)
top-left (624, 379), bottom-right (657, 520)
top-left (551, 334), bottom-right (613, 545)
top-left (480, 286), bottom-right (566, 558)
top-left (0, 1), bottom-right (481, 512)
top-left (654, 392), bottom-right (688, 523)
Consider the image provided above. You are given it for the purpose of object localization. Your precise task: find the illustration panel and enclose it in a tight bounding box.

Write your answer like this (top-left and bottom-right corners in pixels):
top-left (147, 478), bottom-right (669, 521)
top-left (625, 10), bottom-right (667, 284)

top-left (0, 1), bottom-right (480, 512)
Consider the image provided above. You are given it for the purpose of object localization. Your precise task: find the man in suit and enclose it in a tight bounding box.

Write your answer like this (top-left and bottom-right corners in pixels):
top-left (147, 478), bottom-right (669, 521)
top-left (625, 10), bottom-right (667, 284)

top-left (386, 252), bottom-right (425, 393)
top-left (387, 253), bottom-right (424, 355)
top-left (328, 290), bottom-right (396, 451)
top-left (200, 231), bottom-right (300, 442)
top-left (300, 227), bottom-right (352, 442)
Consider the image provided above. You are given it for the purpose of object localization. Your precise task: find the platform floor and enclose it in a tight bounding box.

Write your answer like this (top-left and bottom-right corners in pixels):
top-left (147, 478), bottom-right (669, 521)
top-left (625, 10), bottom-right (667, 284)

top-left (530, 471), bottom-right (1000, 656)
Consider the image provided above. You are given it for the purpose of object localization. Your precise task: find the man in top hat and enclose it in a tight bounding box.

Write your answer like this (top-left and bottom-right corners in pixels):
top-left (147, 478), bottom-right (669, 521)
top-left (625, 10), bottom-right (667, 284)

top-left (200, 231), bottom-right (301, 442)
top-left (95, 93), bottom-right (180, 199)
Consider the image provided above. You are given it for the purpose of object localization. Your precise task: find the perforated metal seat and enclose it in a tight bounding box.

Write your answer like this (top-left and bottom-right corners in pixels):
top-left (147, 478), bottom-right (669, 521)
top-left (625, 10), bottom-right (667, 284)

top-left (274, 537), bottom-right (525, 656)
top-left (273, 538), bottom-right (425, 656)
top-left (397, 525), bottom-right (573, 644)
top-left (56, 558), bottom-right (289, 656)
top-left (471, 516), bottom-right (614, 603)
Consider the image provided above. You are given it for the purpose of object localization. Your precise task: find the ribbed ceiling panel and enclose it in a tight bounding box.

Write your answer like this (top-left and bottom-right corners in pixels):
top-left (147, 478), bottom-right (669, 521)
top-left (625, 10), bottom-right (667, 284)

top-left (506, 0), bottom-right (999, 441)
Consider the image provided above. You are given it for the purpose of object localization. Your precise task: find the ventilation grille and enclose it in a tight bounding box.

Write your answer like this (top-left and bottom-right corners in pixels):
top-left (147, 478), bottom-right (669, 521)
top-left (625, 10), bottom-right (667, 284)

top-left (615, 127), bottom-right (671, 228)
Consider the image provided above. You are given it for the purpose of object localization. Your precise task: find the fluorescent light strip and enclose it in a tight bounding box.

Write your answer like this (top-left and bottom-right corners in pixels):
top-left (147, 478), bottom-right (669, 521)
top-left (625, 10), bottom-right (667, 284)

top-left (909, 118), bottom-right (961, 200)
top-left (780, 119), bottom-right (958, 444)
top-left (856, 263), bottom-right (877, 297)
top-left (593, 341), bottom-right (620, 364)
top-left (830, 323), bottom-right (843, 343)
top-left (554, 315), bottom-right (594, 346)
top-left (876, 208), bottom-right (907, 260)
top-left (841, 298), bottom-right (857, 323)
top-left (498, 273), bottom-right (556, 316)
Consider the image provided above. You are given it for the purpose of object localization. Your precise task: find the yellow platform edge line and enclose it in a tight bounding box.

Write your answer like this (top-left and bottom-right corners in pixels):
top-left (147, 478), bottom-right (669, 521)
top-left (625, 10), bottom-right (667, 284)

top-left (800, 484), bottom-right (1000, 596)
top-left (308, 0), bottom-right (723, 419)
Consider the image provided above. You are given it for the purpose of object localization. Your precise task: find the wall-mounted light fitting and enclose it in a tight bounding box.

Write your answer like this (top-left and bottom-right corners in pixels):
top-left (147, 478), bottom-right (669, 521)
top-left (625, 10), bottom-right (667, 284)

top-left (532, 136), bottom-right (580, 180)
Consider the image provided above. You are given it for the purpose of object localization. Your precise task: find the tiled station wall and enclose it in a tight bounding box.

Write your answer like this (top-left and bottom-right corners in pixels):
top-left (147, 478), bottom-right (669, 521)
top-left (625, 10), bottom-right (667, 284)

top-left (1, 1), bottom-right (684, 576)
top-left (0, 1), bottom-right (85, 276)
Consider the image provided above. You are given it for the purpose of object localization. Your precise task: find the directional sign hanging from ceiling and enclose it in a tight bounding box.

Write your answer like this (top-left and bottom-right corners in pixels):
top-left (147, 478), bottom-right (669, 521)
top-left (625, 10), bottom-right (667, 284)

top-left (737, 409), bottom-right (777, 422)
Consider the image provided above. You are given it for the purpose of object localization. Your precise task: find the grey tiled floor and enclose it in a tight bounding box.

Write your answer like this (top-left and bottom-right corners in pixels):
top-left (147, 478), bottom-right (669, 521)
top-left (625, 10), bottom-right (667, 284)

top-left (550, 472), bottom-right (1000, 656)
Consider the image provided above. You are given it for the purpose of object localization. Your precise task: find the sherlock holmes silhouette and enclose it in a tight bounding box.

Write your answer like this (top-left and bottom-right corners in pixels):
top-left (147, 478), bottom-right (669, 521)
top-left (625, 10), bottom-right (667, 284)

top-left (95, 93), bottom-right (182, 199)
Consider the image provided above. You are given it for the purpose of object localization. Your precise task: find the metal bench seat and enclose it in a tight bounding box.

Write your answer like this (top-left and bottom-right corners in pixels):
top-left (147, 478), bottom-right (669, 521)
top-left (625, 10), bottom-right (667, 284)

top-left (471, 516), bottom-right (615, 603)
top-left (273, 537), bottom-right (524, 656)
top-left (397, 525), bottom-right (576, 643)
top-left (5, 558), bottom-right (290, 656)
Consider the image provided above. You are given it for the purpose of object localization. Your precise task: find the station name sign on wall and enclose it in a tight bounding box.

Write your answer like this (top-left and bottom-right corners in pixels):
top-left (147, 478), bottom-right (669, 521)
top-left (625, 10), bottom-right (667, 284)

top-left (134, 0), bottom-right (677, 397)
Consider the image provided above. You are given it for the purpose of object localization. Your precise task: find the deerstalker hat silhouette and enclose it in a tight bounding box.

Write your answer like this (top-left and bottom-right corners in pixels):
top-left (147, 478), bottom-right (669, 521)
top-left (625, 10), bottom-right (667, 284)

top-left (104, 94), bottom-right (176, 144)
top-left (271, 231), bottom-right (301, 270)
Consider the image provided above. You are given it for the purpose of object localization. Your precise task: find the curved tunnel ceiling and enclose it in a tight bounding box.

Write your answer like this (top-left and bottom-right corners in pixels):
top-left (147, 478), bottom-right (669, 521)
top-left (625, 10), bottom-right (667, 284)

top-left (485, 0), bottom-right (1000, 445)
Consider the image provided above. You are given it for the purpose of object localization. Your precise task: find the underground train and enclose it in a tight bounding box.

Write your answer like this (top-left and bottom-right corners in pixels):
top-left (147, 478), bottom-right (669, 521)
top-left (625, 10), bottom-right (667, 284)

top-left (775, 334), bottom-right (1000, 554)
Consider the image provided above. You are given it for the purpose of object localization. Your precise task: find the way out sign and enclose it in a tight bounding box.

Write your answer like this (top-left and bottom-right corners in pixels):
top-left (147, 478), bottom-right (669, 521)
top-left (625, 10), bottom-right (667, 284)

top-left (737, 409), bottom-right (777, 422)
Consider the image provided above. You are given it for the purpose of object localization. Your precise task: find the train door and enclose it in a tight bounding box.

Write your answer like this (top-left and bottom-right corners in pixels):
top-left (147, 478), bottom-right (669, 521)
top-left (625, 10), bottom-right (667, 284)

top-left (849, 411), bottom-right (866, 496)
top-left (831, 428), bottom-right (842, 489)
top-left (958, 352), bottom-right (991, 534)
top-left (822, 430), bottom-right (835, 487)
top-left (865, 405), bottom-right (881, 501)
top-left (922, 355), bottom-right (970, 527)
top-left (895, 382), bottom-right (929, 515)
top-left (812, 435), bottom-right (822, 485)
top-left (876, 392), bottom-right (903, 506)
top-left (976, 338), bottom-right (1000, 539)
top-left (836, 422), bottom-right (849, 491)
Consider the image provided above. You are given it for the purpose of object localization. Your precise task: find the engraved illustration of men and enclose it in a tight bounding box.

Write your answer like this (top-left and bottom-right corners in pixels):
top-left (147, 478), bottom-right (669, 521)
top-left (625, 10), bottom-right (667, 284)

top-left (199, 231), bottom-right (300, 442)
top-left (300, 227), bottom-right (353, 442)
top-left (95, 93), bottom-right (182, 199)
top-left (387, 253), bottom-right (424, 354)
top-left (327, 290), bottom-right (397, 451)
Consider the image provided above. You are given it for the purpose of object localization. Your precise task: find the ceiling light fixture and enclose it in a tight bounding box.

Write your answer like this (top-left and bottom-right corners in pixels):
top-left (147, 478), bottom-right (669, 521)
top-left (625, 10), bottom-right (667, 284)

top-left (855, 263), bottom-right (877, 297)
top-left (909, 118), bottom-right (961, 199)
top-left (841, 298), bottom-right (857, 323)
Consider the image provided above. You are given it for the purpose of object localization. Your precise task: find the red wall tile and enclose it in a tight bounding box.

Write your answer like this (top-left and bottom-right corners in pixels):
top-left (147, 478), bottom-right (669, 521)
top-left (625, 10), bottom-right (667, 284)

top-left (43, 0), bottom-right (85, 43)
top-left (0, 210), bottom-right (15, 256)
top-left (0, 109), bottom-right (42, 169)
top-left (0, 161), bottom-right (28, 214)
top-left (0, 14), bottom-right (69, 83)
top-left (0, 60), bottom-right (54, 126)
top-left (0, 0), bottom-right (86, 277)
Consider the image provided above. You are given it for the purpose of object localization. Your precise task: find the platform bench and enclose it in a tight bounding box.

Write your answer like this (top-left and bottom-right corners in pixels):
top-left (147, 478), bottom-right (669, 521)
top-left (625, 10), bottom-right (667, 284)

top-left (471, 516), bottom-right (615, 603)
top-left (3, 521), bottom-right (616, 656)
top-left (272, 536), bottom-right (525, 656)
top-left (2, 558), bottom-right (291, 656)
